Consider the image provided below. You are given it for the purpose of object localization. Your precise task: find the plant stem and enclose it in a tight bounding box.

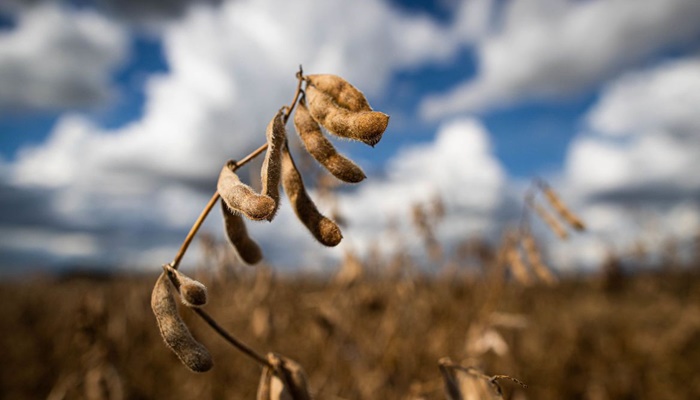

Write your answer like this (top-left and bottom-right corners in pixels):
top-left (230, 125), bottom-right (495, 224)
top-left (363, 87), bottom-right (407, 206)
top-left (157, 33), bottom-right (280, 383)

top-left (193, 308), bottom-right (272, 368)
top-left (171, 192), bottom-right (220, 270)
top-left (170, 66), bottom-right (305, 270)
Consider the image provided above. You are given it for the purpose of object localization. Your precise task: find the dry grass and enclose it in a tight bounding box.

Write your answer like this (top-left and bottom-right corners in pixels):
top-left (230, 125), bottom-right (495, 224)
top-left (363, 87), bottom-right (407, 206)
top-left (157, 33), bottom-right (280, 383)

top-left (2, 266), bottom-right (700, 399)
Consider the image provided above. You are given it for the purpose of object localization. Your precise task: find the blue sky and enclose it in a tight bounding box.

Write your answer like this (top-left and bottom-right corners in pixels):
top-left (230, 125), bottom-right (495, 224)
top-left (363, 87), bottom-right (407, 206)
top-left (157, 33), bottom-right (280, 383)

top-left (1, 0), bottom-right (700, 275)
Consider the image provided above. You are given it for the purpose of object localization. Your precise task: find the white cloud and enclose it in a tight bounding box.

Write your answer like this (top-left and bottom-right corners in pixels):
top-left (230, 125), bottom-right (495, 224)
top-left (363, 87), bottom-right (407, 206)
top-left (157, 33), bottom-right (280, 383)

top-left (567, 130), bottom-right (700, 199)
top-left (587, 57), bottom-right (700, 136)
top-left (12, 0), bottom-right (460, 189)
top-left (0, 227), bottom-right (99, 259)
top-left (0, 4), bottom-right (128, 111)
top-left (4, 0), bottom-right (699, 274)
top-left (566, 56), bottom-right (700, 199)
top-left (2, 0), bottom-right (466, 269)
top-left (452, 0), bottom-right (496, 42)
top-left (14, 116), bottom-right (99, 189)
top-left (335, 118), bottom-right (509, 258)
top-left (554, 55), bottom-right (700, 269)
top-left (421, 0), bottom-right (700, 118)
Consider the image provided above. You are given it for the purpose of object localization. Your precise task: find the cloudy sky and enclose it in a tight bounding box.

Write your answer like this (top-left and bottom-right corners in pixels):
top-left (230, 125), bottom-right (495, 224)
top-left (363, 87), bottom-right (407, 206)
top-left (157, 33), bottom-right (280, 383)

top-left (1, 0), bottom-right (699, 275)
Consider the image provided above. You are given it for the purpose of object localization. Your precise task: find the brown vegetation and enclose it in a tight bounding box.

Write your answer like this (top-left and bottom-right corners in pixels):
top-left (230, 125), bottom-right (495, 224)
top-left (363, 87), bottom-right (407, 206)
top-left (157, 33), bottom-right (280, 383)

top-left (2, 257), bottom-right (700, 399)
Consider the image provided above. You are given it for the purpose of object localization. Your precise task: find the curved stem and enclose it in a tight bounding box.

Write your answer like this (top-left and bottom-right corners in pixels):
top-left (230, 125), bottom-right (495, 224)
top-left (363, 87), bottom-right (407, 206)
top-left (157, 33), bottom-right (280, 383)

top-left (171, 192), bottom-right (220, 269)
top-left (193, 308), bottom-right (272, 368)
top-left (284, 65), bottom-right (305, 124)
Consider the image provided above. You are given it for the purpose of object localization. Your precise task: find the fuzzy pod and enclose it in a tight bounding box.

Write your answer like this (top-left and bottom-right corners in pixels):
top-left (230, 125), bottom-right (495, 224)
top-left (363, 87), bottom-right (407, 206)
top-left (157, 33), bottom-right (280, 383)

top-left (532, 202), bottom-right (569, 240)
top-left (257, 364), bottom-right (296, 400)
top-left (438, 358), bottom-right (464, 400)
top-left (151, 273), bottom-right (213, 372)
top-left (218, 161), bottom-right (276, 221)
top-left (541, 186), bottom-right (586, 231)
top-left (256, 365), bottom-right (275, 400)
top-left (521, 231), bottom-right (557, 285)
top-left (305, 74), bottom-right (372, 112)
top-left (506, 242), bottom-right (532, 286)
top-left (221, 199), bottom-right (263, 264)
top-left (165, 266), bottom-right (208, 308)
top-left (281, 145), bottom-right (342, 247)
top-left (266, 353), bottom-right (312, 400)
top-left (294, 98), bottom-right (365, 183)
top-left (260, 109), bottom-right (287, 221)
top-left (305, 85), bottom-right (389, 147)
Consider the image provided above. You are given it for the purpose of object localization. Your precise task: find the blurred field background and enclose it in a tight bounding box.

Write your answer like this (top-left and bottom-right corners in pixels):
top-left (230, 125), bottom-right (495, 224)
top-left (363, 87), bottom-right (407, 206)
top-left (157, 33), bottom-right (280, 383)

top-left (2, 1), bottom-right (700, 399)
top-left (3, 235), bottom-right (700, 400)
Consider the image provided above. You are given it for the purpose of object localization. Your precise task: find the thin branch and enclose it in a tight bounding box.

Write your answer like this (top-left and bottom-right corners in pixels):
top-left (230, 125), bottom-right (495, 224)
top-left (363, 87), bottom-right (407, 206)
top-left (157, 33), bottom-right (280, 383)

top-left (491, 375), bottom-right (528, 389)
top-left (193, 308), bottom-right (272, 368)
top-left (233, 143), bottom-right (268, 171)
top-left (284, 65), bottom-right (305, 124)
top-left (171, 192), bottom-right (220, 270)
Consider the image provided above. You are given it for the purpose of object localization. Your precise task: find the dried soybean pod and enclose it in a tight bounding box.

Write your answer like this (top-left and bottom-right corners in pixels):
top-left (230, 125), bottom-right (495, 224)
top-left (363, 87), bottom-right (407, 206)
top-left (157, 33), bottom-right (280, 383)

top-left (221, 199), bottom-right (263, 264)
top-left (540, 183), bottom-right (586, 231)
top-left (438, 358), bottom-right (463, 400)
top-left (506, 241), bottom-right (532, 286)
top-left (294, 97), bottom-right (366, 183)
top-left (151, 273), bottom-right (213, 372)
top-left (256, 365), bottom-right (274, 400)
top-left (521, 231), bottom-right (557, 285)
top-left (267, 353), bottom-right (311, 400)
top-left (164, 265), bottom-right (208, 308)
top-left (305, 85), bottom-right (389, 147)
top-left (269, 374), bottom-right (290, 400)
top-left (531, 201), bottom-right (569, 240)
top-left (218, 161), bottom-right (276, 221)
top-left (306, 74), bottom-right (372, 112)
top-left (261, 109), bottom-right (287, 221)
top-left (281, 145), bottom-right (342, 247)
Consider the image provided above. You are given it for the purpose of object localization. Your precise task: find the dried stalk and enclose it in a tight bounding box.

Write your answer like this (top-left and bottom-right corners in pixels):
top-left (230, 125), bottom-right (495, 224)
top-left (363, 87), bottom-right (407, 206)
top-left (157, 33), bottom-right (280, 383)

top-left (193, 308), bottom-right (271, 368)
